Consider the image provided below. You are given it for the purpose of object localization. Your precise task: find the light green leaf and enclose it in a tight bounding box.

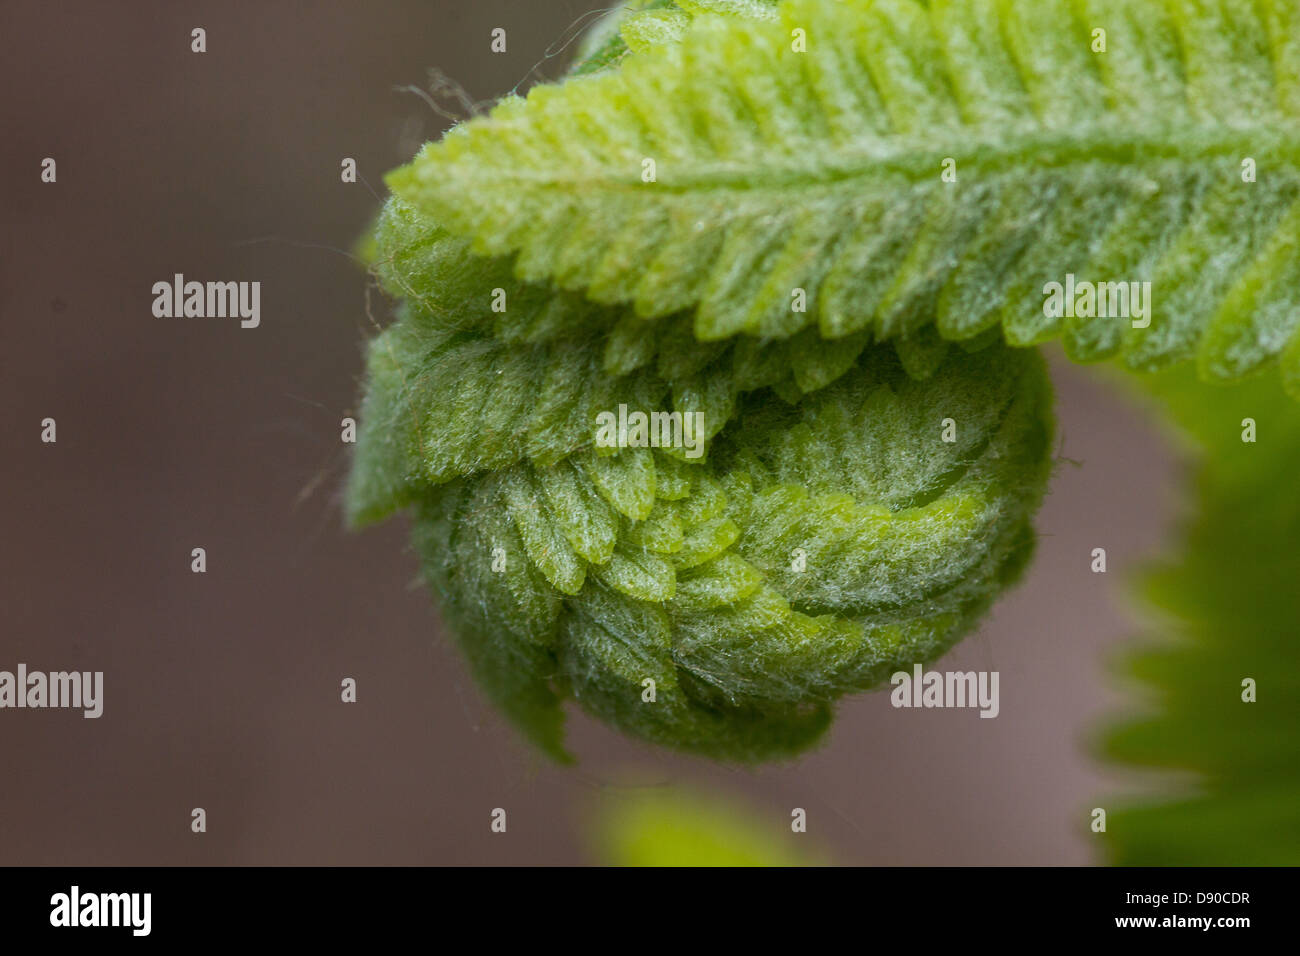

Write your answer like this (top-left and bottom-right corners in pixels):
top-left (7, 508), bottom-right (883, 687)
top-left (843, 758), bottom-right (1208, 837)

top-left (593, 545), bottom-right (678, 601)
top-left (677, 0), bottom-right (779, 18)
top-left (621, 10), bottom-right (691, 52)
top-left (390, 0), bottom-right (1300, 392)
top-left (502, 469), bottom-right (588, 594)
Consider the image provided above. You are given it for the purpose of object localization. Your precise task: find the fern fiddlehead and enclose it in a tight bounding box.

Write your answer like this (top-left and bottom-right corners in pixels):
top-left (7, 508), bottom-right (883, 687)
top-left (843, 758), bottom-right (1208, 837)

top-left (349, 0), bottom-right (1298, 761)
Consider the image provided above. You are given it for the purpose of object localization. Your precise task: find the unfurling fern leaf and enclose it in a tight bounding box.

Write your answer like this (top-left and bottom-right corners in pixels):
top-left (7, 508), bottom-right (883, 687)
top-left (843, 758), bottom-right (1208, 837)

top-left (349, 0), bottom-right (1293, 764)
top-left (405, 335), bottom-right (1052, 760)
top-left (391, 0), bottom-right (1300, 394)
top-left (352, 195), bottom-right (1054, 760)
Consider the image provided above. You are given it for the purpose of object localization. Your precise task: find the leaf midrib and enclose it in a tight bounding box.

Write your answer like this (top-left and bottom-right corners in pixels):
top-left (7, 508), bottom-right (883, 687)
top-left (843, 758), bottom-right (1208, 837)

top-left (421, 124), bottom-right (1300, 195)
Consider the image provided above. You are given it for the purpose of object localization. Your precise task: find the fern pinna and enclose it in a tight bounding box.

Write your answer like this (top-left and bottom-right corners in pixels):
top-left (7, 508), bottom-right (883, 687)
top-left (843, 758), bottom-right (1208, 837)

top-left (349, 0), bottom-right (1299, 771)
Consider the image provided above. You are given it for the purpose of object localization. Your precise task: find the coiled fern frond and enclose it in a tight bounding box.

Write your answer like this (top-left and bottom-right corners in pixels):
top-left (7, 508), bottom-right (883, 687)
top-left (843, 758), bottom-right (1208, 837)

top-left (349, 0), bottom-right (1299, 761)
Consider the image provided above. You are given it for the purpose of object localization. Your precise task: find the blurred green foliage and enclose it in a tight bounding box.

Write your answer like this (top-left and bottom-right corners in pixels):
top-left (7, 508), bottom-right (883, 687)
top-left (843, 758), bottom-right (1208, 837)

top-left (1100, 366), bottom-right (1300, 865)
top-left (594, 787), bottom-right (820, 866)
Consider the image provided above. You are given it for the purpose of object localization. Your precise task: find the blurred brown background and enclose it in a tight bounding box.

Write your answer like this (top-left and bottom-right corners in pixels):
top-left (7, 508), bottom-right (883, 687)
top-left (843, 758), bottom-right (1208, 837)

top-left (0, 0), bottom-right (1180, 864)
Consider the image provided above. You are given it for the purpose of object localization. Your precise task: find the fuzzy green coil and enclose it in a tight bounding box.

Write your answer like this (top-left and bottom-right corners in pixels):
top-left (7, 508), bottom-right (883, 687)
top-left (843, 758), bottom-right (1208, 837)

top-left (347, 0), bottom-right (1074, 761)
top-left (348, 195), bottom-right (1054, 761)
